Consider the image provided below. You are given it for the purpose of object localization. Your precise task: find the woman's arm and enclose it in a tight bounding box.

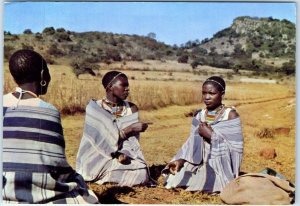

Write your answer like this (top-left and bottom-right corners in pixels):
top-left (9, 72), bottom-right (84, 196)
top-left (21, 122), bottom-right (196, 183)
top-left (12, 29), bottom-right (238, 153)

top-left (120, 102), bottom-right (148, 138)
top-left (199, 122), bottom-right (213, 143)
top-left (228, 109), bottom-right (239, 120)
top-left (129, 102), bottom-right (139, 113)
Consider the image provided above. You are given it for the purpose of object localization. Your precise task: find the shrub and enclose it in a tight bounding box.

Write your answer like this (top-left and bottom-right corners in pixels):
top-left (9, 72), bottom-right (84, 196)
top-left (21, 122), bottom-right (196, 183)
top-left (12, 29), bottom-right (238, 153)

top-left (177, 54), bottom-right (189, 63)
top-left (21, 43), bottom-right (34, 50)
top-left (4, 45), bottom-right (15, 60)
top-left (281, 60), bottom-right (295, 75)
top-left (44, 54), bottom-right (56, 65)
top-left (23, 29), bottom-right (33, 34)
top-left (42, 27), bottom-right (55, 35)
top-left (56, 28), bottom-right (66, 33)
top-left (35, 33), bottom-right (43, 40)
top-left (191, 60), bottom-right (201, 69)
top-left (106, 48), bottom-right (122, 61)
top-left (255, 128), bottom-right (274, 138)
top-left (47, 44), bottom-right (63, 56)
top-left (146, 54), bottom-right (156, 60)
top-left (70, 59), bottom-right (100, 78)
top-left (55, 32), bottom-right (72, 42)
top-left (131, 53), bottom-right (143, 61)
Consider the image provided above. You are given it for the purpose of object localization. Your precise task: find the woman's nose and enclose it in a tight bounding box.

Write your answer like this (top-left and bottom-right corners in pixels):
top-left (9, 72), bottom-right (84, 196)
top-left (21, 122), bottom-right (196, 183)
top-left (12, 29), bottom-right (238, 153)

top-left (204, 94), bottom-right (210, 100)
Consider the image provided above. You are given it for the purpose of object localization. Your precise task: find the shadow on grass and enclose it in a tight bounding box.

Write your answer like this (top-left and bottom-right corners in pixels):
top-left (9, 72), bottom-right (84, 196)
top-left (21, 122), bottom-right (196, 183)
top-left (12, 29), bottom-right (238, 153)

top-left (148, 164), bottom-right (166, 181)
top-left (95, 185), bottom-right (134, 204)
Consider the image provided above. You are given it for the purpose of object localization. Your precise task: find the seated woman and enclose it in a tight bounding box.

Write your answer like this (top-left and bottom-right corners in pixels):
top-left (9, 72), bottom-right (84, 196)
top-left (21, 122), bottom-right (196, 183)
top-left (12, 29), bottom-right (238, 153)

top-left (3, 49), bottom-right (98, 204)
top-left (76, 71), bottom-right (150, 186)
top-left (162, 76), bottom-right (243, 193)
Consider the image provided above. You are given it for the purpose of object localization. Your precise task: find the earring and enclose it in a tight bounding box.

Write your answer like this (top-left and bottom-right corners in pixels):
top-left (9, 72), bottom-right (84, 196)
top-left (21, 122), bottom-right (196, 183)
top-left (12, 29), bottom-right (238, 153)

top-left (40, 69), bottom-right (47, 86)
top-left (40, 80), bottom-right (47, 86)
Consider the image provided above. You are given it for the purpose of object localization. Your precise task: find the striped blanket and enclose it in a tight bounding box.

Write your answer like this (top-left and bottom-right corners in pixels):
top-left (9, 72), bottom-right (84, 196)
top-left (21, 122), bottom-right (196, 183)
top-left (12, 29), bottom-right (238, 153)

top-left (76, 100), bottom-right (149, 186)
top-left (163, 112), bottom-right (243, 192)
top-left (2, 106), bottom-right (98, 204)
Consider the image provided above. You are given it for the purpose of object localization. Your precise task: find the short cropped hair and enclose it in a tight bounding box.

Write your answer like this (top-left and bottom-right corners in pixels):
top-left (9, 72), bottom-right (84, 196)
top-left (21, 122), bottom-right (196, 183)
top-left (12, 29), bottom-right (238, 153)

top-left (102, 71), bottom-right (127, 89)
top-left (203, 76), bottom-right (226, 92)
top-left (9, 49), bottom-right (48, 85)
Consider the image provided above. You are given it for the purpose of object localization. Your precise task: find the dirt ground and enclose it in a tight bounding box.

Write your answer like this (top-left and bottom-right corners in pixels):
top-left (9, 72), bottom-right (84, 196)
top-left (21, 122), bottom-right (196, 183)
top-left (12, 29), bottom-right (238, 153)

top-left (62, 94), bottom-right (295, 204)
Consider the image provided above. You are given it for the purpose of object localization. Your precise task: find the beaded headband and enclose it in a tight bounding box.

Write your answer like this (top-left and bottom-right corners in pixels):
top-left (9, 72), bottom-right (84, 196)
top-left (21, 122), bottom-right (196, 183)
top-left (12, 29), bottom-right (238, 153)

top-left (105, 72), bottom-right (124, 90)
top-left (204, 79), bottom-right (225, 92)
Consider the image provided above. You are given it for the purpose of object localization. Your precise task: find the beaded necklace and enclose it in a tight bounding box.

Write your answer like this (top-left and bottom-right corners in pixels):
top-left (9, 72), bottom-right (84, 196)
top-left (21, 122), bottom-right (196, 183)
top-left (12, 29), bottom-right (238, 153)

top-left (101, 97), bottom-right (127, 118)
top-left (205, 104), bottom-right (225, 125)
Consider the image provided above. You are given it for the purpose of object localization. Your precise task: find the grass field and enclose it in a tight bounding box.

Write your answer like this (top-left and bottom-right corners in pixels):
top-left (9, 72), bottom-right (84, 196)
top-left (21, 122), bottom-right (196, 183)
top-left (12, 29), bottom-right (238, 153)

top-left (3, 61), bottom-right (295, 204)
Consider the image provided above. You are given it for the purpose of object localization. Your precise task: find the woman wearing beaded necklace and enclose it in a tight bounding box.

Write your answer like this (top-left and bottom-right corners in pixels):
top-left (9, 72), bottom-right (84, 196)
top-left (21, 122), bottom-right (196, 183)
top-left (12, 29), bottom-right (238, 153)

top-left (76, 71), bottom-right (151, 186)
top-left (162, 76), bottom-right (243, 193)
top-left (3, 49), bottom-right (98, 203)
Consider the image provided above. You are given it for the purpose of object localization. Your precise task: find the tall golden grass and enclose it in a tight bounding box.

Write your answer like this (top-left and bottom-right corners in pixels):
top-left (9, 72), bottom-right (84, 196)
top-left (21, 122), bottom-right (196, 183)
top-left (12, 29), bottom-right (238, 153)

top-left (3, 63), bottom-right (294, 114)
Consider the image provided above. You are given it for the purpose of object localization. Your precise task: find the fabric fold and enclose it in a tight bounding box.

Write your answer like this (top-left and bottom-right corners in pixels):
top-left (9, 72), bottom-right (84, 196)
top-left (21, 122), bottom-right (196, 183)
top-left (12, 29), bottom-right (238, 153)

top-left (2, 105), bottom-right (98, 204)
top-left (163, 112), bottom-right (243, 192)
top-left (76, 100), bottom-right (148, 186)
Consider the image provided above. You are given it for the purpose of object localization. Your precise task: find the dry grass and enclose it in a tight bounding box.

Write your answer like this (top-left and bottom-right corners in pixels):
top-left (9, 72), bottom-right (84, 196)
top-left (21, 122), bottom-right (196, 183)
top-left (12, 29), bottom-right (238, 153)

top-left (3, 63), bottom-right (294, 114)
top-left (3, 62), bottom-right (295, 204)
top-left (61, 95), bottom-right (295, 204)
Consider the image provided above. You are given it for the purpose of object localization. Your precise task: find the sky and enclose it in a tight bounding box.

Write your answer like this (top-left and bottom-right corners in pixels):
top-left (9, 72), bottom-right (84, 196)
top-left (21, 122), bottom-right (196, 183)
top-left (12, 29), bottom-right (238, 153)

top-left (3, 1), bottom-right (297, 46)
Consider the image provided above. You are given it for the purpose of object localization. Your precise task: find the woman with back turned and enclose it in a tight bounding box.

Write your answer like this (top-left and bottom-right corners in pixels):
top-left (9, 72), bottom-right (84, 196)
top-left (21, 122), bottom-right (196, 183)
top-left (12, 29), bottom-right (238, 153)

top-left (2, 49), bottom-right (98, 204)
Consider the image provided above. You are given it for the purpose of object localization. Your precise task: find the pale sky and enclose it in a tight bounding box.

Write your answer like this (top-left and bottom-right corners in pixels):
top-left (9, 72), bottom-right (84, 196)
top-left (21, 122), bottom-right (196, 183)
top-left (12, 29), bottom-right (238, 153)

top-left (4, 1), bottom-right (296, 45)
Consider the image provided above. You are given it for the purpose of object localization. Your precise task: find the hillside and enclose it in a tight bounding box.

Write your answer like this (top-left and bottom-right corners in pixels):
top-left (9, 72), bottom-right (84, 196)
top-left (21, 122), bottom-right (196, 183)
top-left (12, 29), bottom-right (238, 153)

top-left (4, 16), bottom-right (295, 75)
top-left (184, 16), bottom-right (295, 74)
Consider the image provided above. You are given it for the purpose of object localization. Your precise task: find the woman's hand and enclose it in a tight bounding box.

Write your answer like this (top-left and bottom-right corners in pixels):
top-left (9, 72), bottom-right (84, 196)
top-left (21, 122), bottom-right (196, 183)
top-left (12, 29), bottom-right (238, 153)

top-left (118, 153), bottom-right (131, 165)
top-left (198, 121), bottom-right (213, 140)
top-left (123, 122), bottom-right (149, 136)
top-left (130, 122), bottom-right (149, 133)
top-left (165, 159), bottom-right (186, 175)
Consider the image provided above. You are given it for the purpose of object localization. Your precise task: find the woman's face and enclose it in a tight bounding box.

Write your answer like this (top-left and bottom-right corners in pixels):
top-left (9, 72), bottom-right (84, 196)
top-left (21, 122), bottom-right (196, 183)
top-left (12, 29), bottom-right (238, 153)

top-left (202, 83), bottom-right (224, 110)
top-left (111, 76), bottom-right (129, 100)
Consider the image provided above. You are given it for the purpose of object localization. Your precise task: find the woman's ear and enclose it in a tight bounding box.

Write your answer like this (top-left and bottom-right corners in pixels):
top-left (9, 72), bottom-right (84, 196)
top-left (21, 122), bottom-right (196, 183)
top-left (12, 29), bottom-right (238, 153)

top-left (222, 91), bottom-right (225, 98)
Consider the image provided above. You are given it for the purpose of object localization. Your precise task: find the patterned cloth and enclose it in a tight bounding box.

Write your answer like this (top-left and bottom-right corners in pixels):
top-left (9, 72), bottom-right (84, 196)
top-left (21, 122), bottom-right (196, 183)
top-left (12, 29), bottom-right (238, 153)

top-left (76, 100), bottom-right (149, 186)
top-left (3, 93), bottom-right (57, 110)
top-left (163, 110), bottom-right (243, 193)
top-left (2, 105), bottom-right (98, 204)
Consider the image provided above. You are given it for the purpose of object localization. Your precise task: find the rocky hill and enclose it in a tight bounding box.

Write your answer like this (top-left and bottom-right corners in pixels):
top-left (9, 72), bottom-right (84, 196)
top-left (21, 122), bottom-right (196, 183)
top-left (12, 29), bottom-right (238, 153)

top-left (184, 16), bottom-right (295, 74)
top-left (4, 16), bottom-right (295, 75)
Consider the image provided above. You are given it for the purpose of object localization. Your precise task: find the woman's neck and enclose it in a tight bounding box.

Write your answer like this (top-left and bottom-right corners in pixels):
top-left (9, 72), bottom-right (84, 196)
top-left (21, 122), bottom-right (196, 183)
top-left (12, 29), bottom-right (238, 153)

top-left (13, 83), bottom-right (40, 99)
top-left (207, 104), bottom-right (224, 112)
top-left (105, 94), bottom-right (123, 106)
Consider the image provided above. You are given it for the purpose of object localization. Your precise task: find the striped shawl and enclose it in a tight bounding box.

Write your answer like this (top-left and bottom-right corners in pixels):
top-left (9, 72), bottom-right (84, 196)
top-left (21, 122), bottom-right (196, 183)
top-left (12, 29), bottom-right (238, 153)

top-left (76, 100), bottom-right (148, 186)
top-left (163, 112), bottom-right (243, 192)
top-left (2, 106), bottom-right (98, 204)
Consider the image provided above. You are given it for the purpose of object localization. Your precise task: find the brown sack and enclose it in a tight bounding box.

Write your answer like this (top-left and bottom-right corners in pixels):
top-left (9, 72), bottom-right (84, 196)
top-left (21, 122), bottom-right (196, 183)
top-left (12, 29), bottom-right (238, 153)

top-left (220, 173), bottom-right (295, 205)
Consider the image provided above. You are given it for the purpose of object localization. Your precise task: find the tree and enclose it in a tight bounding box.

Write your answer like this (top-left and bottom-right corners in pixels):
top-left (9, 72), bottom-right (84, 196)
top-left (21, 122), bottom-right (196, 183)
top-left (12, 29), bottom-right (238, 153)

top-left (43, 27), bottom-right (55, 35)
top-left (56, 28), bottom-right (66, 32)
top-left (233, 43), bottom-right (245, 56)
top-left (147, 32), bottom-right (156, 40)
top-left (23, 29), bottom-right (33, 34)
